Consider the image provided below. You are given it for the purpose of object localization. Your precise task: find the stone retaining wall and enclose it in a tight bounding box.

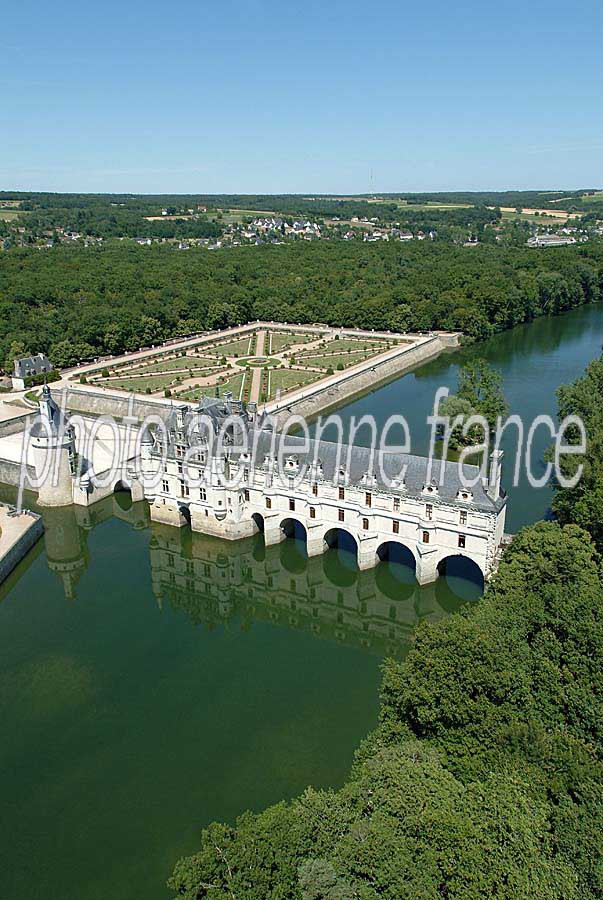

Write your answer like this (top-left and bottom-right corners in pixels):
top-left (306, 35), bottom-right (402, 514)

top-left (268, 333), bottom-right (459, 427)
top-left (0, 506), bottom-right (44, 584)
top-left (58, 387), bottom-right (172, 421)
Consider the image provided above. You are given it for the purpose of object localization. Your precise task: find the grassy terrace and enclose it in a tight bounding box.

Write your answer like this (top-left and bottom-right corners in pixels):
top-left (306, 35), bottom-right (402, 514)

top-left (176, 371), bottom-right (247, 402)
top-left (75, 325), bottom-right (409, 403)
top-left (126, 353), bottom-right (221, 374)
top-left (268, 331), bottom-right (319, 354)
top-left (99, 366), bottom-right (226, 393)
top-left (296, 337), bottom-right (388, 357)
top-left (102, 373), bottom-right (182, 392)
top-left (268, 367), bottom-right (322, 398)
top-left (297, 350), bottom-right (378, 370)
top-left (207, 336), bottom-right (253, 356)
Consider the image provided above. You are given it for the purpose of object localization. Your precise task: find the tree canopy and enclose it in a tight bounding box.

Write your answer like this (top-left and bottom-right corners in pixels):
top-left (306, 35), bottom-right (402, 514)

top-left (1, 237), bottom-right (602, 371)
top-left (169, 520), bottom-right (603, 900)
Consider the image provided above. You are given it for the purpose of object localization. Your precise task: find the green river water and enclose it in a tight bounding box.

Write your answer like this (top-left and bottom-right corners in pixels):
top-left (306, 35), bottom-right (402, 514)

top-left (1, 304), bottom-right (602, 900)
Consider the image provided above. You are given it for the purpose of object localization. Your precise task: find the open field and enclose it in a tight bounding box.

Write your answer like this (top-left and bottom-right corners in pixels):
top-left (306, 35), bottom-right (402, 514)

top-left (390, 200), bottom-right (473, 210)
top-left (0, 210), bottom-right (24, 221)
top-left (218, 208), bottom-right (278, 225)
top-left (499, 209), bottom-right (571, 225)
top-left (495, 206), bottom-right (580, 223)
top-left (579, 191), bottom-right (603, 204)
top-left (144, 214), bottom-right (195, 221)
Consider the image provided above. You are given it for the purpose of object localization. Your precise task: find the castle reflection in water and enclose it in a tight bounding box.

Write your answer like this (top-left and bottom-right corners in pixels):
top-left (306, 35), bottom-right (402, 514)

top-left (23, 495), bottom-right (477, 658)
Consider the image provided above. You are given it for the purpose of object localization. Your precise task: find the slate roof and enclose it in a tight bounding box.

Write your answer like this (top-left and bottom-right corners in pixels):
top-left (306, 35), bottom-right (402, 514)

top-left (14, 353), bottom-right (52, 379)
top-left (247, 431), bottom-right (505, 513)
top-left (155, 399), bottom-right (505, 513)
top-left (29, 384), bottom-right (72, 438)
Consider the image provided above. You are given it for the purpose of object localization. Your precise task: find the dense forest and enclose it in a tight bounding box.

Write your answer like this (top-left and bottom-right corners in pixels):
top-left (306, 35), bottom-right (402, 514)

top-left (2, 188), bottom-right (593, 211)
top-left (0, 238), bottom-right (602, 369)
top-left (553, 355), bottom-right (603, 552)
top-left (168, 359), bottom-right (603, 900)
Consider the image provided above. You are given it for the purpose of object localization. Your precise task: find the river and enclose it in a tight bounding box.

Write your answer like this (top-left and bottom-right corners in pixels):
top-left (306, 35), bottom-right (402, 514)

top-left (0, 303), bottom-right (601, 900)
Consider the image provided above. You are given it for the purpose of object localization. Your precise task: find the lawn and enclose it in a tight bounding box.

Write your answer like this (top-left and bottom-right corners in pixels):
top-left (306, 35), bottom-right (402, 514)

top-left (101, 373), bottom-right (181, 392)
top-left (297, 338), bottom-right (386, 357)
top-left (268, 331), bottom-right (319, 354)
top-left (209, 336), bottom-right (253, 356)
top-left (268, 368), bottom-right (322, 399)
top-left (296, 351), bottom-right (377, 370)
top-left (217, 371), bottom-right (247, 399)
top-left (126, 354), bottom-right (221, 375)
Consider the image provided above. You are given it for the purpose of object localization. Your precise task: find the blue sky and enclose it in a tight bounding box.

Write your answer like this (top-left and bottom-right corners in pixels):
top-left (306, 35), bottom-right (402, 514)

top-left (1, 0), bottom-right (601, 193)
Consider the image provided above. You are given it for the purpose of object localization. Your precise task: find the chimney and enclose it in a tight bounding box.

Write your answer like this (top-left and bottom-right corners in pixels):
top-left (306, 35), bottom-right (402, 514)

top-left (487, 450), bottom-right (503, 502)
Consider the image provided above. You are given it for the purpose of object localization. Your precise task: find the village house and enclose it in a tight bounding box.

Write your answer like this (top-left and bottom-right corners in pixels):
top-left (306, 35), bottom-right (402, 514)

top-left (12, 353), bottom-right (54, 390)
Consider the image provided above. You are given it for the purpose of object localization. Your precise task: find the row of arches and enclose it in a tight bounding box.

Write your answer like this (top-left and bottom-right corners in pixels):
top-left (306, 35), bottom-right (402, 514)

top-left (251, 513), bottom-right (484, 592)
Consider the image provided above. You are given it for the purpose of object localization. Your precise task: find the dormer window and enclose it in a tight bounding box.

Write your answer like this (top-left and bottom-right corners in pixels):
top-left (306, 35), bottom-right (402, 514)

top-left (285, 454), bottom-right (299, 472)
top-left (456, 489), bottom-right (473, 502)
top-left (391, 470), bottom-right (406, 491)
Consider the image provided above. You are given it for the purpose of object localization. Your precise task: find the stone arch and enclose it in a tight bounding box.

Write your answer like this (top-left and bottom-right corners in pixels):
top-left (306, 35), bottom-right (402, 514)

top-left (112, 478), bottom-right (133, 511)
top-left (279, 517), bottom-right (308, 542)
top-left (322, 527), bottom-right (358, 582)
top-left (251, 512), bottom-right (265, 534)
top-left (322, 525), bottom-right (358, 567)
top-left (375, 540), bottom-right (417, 588)
top-left (279, 517), bottom-right (308, 573)
top-left (436, 554), bottom-right (484, 593)
top-left (376, 540), bottom-right (416, 570)
top-left (178, 504), bottom-right (192, 526)
top-left (323, 527), bottom-right (357, 554)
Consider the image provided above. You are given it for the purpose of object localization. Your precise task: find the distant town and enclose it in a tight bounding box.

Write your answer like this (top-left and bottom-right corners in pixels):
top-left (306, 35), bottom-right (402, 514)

top-left (1, 190), bottom-right (602, 253)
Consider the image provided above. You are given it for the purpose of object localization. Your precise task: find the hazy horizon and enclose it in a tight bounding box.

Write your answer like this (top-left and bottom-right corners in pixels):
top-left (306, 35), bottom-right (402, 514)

top-left (2, 0), bottom-right (602, 193)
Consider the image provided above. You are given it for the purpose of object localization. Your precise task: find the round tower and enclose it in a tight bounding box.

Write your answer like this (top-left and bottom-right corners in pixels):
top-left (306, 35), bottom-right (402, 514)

top-left (30, 385), bottom-right (76, 507)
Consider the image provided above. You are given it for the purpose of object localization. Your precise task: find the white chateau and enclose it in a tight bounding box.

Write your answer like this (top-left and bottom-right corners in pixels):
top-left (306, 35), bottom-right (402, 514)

top-left (141, 395), bottom-right (507, 585)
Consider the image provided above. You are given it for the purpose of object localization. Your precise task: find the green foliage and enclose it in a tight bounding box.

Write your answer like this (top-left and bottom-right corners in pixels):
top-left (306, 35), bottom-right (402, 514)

top-left (438, 361), bottom-right (507, 448)
top-left (438, 394), bottom-right (476, 448)
top-left (23, 368), bottom-right (60, 387)
top-left (457, 358), bottom-right (509, 430)
top-left (0, 238), bottom-right (601, 368)
top-left (170, 518), bottom-right (603, 900)
top-left (4, 339), bottom-right (26, 373)
top-left (553, 354), bottom-right (603, 552)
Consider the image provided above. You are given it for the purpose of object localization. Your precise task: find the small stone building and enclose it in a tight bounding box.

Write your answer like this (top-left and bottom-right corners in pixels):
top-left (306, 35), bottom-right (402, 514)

top-left (12, 353), bottom-right (53, 390)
